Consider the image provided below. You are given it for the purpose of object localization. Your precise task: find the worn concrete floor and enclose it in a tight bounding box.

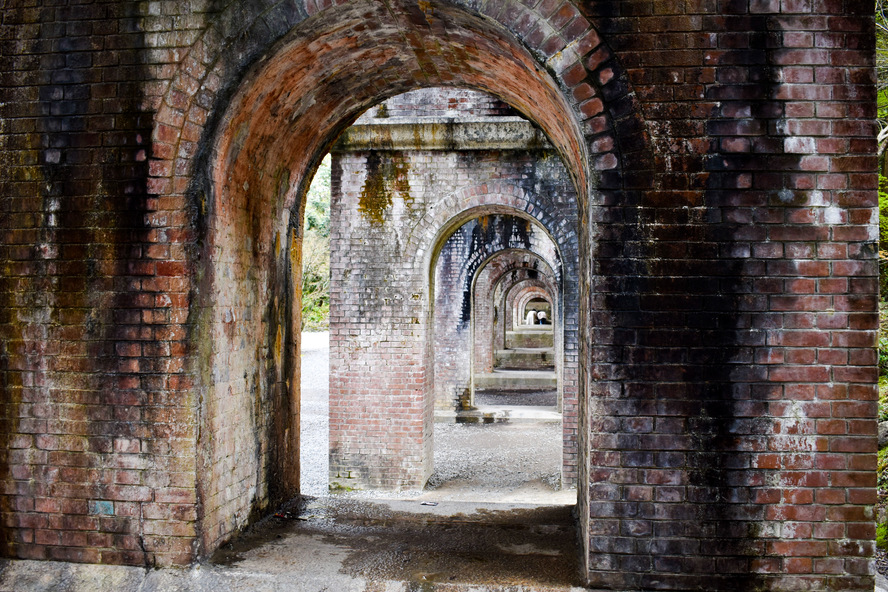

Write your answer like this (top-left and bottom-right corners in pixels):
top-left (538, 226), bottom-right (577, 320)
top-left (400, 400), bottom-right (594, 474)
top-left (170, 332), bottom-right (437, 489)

top-left (0, 333), bottom-right (584, 591)
top-left (9, 333), bottom-right (879, 591)
top-left (1, 497), bottom-right (586, 591)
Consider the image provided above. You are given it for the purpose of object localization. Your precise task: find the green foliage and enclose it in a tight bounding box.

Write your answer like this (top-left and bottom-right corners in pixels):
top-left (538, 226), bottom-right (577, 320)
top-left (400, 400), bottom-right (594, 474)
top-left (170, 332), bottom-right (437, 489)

top-left (880, 377), bottom-right (888, 422)
top-left (882, 303), bottom-right (888, 378)
top-left (881, 446), bottom-right (888, 490)
top-left (880, 175), bottom-right (888, 249)
top-left (301, 229), bottom-right (329, 331)
top-left (879, 520), bottom-right (888, 552)
top-left (305, 154), bottom-right (331, 238)
top-left (879, 2), bottom-right (888, 130)
top-left (881, 337), bottom-right (888, 379)
top-left (300, 154), bottom-right (331, 330)
top-left (881, 176), bottom-right (888, 300)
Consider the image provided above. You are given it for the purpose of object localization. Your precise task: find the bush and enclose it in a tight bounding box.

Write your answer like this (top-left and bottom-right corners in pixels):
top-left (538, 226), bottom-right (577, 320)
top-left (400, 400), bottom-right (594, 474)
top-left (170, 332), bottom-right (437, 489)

top-left (881, 337), bottom-right (888, 378)
top-left (880, 301), bottom-right (888, 378)
top-left (880, 378), bottom-right (888, 423)
top-left (306, 155), bottom-right (331, 238)
top-left (301, 229), bottom-right (330, 331)
top-left (880, 447), bottom-right (888, 489)
top-left (301, 154), bottom-right (331, 331)
top-left (880, 176), bottom-right (888, 299)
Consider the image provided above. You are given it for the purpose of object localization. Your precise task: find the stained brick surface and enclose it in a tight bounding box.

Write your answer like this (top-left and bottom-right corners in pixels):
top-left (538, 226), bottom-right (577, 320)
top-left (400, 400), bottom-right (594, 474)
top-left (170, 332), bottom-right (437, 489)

top-left (433, 215), bottom-right (560, 407)
top-left (0, 0), bottom-right (877, 588)
top-left (330, 104), bottom-right (579, 486)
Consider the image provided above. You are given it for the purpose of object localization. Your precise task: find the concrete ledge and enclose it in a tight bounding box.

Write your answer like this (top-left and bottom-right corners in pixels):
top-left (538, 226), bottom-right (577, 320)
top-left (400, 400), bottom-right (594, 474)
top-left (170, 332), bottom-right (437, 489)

top-left (435, 405), bottom-right (561, 423)
top-left (474, 370), bottom-right (557, 390)
top-left (332, 117), bottom-right (552, 151)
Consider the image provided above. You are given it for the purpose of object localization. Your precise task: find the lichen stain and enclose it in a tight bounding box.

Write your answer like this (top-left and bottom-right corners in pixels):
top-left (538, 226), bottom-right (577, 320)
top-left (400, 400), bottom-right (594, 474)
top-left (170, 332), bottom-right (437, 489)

top-left (359, 152), bottom-right (411, 225)
top-left (274, 324), bottom-right (283, 368)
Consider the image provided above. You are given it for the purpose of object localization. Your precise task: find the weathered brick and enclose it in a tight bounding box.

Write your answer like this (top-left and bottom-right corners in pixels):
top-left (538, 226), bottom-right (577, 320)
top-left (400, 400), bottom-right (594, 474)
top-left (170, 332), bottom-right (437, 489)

top-left (0, 1), bottom-right (876, 590)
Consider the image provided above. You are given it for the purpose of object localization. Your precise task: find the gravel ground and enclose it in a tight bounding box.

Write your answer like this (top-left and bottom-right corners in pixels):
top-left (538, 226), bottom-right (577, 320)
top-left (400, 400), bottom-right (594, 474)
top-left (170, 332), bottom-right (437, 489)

top-left (299, 332), bottom-right (330, 497)
top-left (299, 332), bottom-right (572, 504)
top-left (423, 421), bottom-right (571, 503)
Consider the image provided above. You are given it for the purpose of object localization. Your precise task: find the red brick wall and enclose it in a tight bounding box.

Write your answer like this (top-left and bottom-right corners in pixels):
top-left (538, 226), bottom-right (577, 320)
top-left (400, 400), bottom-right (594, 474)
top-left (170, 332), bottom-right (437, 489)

top-left (0, 1), bottom-right (199, 566)
top-left (0, 0), bottom-right (876, 588)
top-left (579, 1), bottom-right (877, 589)
top-left (329, 137), bottom-right (578, 486)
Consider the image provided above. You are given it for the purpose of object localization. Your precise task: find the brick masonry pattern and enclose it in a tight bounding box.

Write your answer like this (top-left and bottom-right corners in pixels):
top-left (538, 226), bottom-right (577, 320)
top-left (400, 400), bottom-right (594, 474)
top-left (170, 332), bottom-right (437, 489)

top-left (0, 0), bottom-right (877, 589)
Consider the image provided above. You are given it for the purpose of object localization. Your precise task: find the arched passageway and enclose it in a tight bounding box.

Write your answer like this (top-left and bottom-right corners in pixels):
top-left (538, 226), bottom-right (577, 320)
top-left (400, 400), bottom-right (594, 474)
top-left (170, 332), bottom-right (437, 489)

top-left (432, 216), bottom-right (560, 409)
top-left (191, 0), bottom-right (599, 559)
top-left (1, 0), bottom-right (871, 589)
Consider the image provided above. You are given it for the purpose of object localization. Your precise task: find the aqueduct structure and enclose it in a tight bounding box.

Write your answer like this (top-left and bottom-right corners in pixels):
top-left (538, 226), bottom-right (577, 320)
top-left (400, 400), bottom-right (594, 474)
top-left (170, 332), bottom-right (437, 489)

top-left (0, 0), bottom-right (879, 589)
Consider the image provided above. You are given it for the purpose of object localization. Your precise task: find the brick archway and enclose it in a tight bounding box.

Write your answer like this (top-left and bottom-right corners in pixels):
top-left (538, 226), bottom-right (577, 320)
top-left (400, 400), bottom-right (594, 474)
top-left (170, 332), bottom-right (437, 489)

top-left (0, 0), bottom-right (876, 587)
top-left (410, 187), bottom-right (580, 439)
top-left (407, 183), bottom-right (579, 277)
top-left (513, 286), bottom-right (554, 331)
top-left (431, 216), bottom-right (560, 409)
top-left (471, 254), bottom-right (573, 482)
top-left (185, 1), bottom-right (609, 557)
top-left (474, 254), bottom-right (559, 376)
top-left (505, 282), bottom-right (556, 353)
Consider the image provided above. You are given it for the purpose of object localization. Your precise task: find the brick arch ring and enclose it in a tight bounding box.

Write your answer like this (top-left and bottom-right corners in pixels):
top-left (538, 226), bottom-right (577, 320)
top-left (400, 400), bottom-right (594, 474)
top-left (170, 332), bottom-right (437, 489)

top-left (148, 0), bottom-right (640, 213)
top-left (407, 183), bottom-right (579, 281)
top-left (472, 253), bottom-right (560, 374)
top-left (514, 285), bottom-right (555, 327)
top-left (440, 226), bottom-right (564, 312)
top-left (504, 280), bottom-right (557, 352)
top-left (141, 0), bottom-right (640, 561)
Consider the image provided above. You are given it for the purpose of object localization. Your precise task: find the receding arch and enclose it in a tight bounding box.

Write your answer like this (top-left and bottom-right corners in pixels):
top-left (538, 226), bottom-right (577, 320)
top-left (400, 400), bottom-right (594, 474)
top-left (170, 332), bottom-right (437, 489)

top-left (431, 214), bottom-right (559, 404)
top-left (159, 0), bottom-right (631, 565)
top-left (473, 252), bottom-right (560, 377)
top-left (516, 287), bottom-right (555, 328)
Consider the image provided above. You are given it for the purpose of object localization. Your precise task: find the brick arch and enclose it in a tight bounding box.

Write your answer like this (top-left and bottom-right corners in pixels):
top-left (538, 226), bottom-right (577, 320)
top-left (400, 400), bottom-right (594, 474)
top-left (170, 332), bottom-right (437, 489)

top-left (503, 280), bottom-right (558, 365)
top-left (513, 285), bottom-right (554, 329)
top-left (438, 221), bottom-right (561, 310)
top-left (473, 253), bottom-right (559, 376)
top-left (472, 255), bottom-right (565, 433)
top-left (141, 0), bottom-right (646, 569)
top-left (422, 192), bottom-right (577, 407)
top-left (459, 242), bottom-right (579, 485)
top-left (509, 284), bottom-right (554, 336)
top-left (408, 183), bottom-right (578, 280)
top-left (144, 1), bottom-right (645, 565)
top-left (179, 1), bottom-right (615, 557)
top-left (505, 282), bottom-right (557, 356)
top-left (432, 214), bottom-right (560, 410)
top-left (417, 188), bottom-right (582, 481)
top-left (148, 0), bottom-right (641, 204)
top-left (0, 0), bottom-right (873, 585)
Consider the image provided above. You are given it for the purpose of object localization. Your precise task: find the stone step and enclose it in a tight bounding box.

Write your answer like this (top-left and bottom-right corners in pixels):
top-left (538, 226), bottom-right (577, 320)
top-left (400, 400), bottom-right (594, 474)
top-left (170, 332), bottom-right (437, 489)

top-left (474, 369), bottom-right (557, 390)
top-left (506, 329), bottom-right (553, 349)
top-left (474, 389), bottom-right (557, 407)
top-left (435, 405), bottom-right (562, 424)
top-left (495, 347), bottom-right (555, 370)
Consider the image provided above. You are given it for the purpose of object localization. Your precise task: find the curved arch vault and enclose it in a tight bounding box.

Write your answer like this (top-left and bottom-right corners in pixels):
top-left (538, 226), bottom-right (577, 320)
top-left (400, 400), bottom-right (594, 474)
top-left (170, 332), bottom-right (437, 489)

top-left (197, 1), bottom-right (600, 561)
